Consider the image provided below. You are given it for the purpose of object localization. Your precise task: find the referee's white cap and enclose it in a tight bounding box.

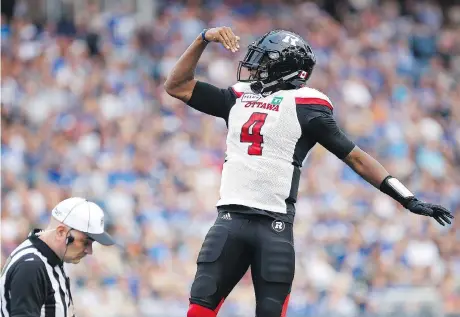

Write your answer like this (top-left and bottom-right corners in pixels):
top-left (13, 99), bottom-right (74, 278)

top-left (51, 197), bottom-right (114, 246)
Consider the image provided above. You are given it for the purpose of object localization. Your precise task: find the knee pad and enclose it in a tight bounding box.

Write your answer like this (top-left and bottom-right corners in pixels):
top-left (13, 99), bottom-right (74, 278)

top-left (190, 274), bottom-right (217, 298)
top-left (256, 296), bottom-right (290, 317)
top-left (187, 304), bottom-right (216, 317)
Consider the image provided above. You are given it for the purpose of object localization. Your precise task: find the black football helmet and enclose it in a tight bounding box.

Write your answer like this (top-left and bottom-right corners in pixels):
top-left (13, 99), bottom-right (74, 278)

top-left (237, 30), bottom-right (316, 95)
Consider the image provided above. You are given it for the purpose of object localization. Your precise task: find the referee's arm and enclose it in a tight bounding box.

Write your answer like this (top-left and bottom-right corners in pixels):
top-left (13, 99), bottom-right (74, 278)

top-left (7, 259), bottom-right (48, 317)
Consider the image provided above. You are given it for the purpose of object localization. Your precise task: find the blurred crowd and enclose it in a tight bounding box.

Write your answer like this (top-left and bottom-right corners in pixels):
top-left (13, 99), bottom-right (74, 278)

top-left (1, 0), bottom-right (460, 316)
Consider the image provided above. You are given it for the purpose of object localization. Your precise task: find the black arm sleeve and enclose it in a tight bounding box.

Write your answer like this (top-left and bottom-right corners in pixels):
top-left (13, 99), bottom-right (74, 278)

top-left (298, 105), bottom-right (355, 159)
top-left (8, 259), bottom-right (48, 317)
top-left (187, 81), bottom-right (237, 121)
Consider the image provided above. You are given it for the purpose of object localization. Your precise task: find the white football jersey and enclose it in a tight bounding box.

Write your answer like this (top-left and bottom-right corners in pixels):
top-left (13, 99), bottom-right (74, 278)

top-left (216, 82), bottom-right (334, 215)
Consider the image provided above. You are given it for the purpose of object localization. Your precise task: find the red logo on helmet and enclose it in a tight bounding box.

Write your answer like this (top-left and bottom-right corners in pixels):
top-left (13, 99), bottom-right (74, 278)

top-left (299, 71), bottom-right (308, 79)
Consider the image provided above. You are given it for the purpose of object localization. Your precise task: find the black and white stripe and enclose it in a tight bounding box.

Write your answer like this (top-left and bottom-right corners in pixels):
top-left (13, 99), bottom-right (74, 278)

top-left (1, 238), bottom-right (73, 317)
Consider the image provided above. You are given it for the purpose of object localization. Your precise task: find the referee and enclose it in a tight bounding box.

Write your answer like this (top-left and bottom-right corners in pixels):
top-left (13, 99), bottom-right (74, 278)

top-left (1, 197), bottom-right (115, 317)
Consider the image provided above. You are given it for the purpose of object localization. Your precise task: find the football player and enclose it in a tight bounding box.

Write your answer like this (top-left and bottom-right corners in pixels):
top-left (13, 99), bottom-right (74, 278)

top-left (164, 27), bottom-right (454, 317)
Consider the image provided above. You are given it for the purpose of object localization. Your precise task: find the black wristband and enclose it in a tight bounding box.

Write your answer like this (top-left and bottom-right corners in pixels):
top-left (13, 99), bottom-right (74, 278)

top-left (379, 175), bottom-right (415, 208)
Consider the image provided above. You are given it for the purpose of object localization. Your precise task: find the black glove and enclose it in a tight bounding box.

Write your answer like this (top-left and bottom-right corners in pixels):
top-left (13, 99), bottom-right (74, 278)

top-left (405, 198), bottom-right (454, 226)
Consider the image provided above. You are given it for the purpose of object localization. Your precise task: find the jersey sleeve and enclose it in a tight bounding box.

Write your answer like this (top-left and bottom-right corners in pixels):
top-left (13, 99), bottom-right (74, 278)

top-left (297, 105), bottom-right (355, 159)
top-left (8, 257), bottom-right (48, 317)
top-left (187, 81), bottom-right (238, 121)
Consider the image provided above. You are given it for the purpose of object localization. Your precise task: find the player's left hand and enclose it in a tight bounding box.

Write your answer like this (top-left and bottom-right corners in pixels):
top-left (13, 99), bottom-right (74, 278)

top-left (406, 198), bottom-right (454, 226)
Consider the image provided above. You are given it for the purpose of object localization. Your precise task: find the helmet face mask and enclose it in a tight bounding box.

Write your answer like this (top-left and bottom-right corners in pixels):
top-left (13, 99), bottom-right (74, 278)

top-left (238, 45), bottom-right (277, 82)
top-left (237, 30), bottom-right (316, 94)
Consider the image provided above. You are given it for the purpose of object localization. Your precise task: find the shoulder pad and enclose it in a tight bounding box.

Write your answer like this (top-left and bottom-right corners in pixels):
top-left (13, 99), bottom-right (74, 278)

top-left (230, 82), bottom-right (254, 98)
top-left (294, 87), bottom-right (333, 110)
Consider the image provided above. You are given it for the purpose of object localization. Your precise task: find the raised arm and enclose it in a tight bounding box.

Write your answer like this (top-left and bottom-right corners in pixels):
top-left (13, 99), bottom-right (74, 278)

top-left (164, 27), bottom-right (240, 103)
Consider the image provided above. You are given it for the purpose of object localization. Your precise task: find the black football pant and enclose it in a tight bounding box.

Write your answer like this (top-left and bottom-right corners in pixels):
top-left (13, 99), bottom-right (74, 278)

top-left (189, 211), bottom-right (294, 316)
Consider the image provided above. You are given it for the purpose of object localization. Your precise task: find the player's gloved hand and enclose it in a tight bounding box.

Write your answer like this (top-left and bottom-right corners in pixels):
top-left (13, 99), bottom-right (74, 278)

top-left (204, 26), bottom-right (240, 52)
top-left (405, 198), bottom-right (454, 226)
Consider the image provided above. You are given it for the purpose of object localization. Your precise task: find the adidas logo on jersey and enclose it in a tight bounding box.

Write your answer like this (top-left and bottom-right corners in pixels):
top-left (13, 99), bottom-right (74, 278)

top-left (221, 213), bottom-right (232, 220)
top-left (244, 101), bottom-right (279, 112)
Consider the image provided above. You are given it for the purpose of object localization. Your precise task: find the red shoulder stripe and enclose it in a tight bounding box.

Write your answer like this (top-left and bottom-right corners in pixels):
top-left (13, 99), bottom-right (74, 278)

top-left (295, 97), bottom-right (333, 110)
top-left (230, 87), bottom-right (243, 98)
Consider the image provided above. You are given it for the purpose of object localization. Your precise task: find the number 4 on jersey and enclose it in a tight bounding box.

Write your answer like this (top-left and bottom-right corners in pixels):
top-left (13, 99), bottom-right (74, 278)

top-left (240, 112), bottom-right (268, 156)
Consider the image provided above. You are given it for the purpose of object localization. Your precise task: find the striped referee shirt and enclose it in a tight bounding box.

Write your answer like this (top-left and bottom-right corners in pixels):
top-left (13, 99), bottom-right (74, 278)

top-left (1, 229), bottom-right (75, 317)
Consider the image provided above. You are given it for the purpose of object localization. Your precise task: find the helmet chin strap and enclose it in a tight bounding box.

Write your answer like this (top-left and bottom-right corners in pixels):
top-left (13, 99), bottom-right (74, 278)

top-left (250, 71), bottom-right (301, 94)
